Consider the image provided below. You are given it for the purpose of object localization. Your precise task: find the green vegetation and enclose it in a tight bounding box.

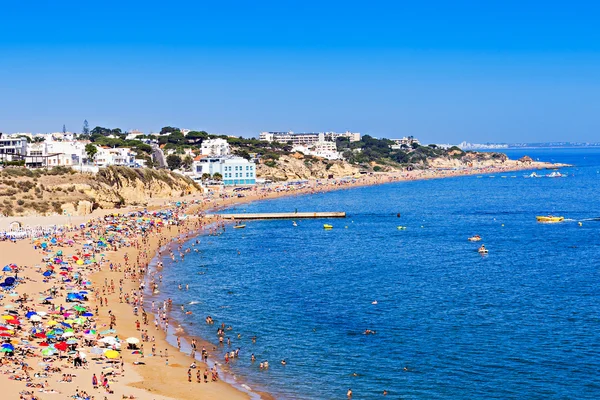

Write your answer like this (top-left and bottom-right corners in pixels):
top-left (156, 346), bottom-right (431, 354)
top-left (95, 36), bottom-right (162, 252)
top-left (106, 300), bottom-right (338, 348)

top-left (166, 154), bottom-right (182, 170)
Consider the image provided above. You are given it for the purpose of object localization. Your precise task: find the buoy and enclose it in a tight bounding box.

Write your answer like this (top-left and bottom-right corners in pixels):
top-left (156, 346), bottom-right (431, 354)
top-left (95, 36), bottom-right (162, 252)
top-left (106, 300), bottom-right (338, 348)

top-left (578, 222), bottom-right (582, 226)
top-left (502, 224), bottom-right (504, 227)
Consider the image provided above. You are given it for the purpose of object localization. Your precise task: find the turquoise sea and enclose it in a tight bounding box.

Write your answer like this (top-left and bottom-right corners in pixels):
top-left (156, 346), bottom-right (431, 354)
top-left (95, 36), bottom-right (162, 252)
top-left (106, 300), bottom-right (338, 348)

top-left (153, 148), bottom-right (600, 399)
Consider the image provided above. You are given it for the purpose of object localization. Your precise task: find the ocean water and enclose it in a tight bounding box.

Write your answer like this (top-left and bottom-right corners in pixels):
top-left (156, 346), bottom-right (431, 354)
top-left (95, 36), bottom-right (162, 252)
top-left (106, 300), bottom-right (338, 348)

top-left (154, 148), bottom-right (600, 399)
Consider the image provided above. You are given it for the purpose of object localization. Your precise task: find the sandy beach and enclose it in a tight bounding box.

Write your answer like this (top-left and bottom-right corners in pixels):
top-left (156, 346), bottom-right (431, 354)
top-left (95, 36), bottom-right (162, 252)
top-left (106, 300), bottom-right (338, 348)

top-left (0, 160), bottom-right (565, 400)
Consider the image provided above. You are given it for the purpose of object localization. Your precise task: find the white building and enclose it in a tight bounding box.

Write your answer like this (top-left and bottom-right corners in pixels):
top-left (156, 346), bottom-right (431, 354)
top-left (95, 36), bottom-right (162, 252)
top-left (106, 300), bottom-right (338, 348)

top-left (390, 136), bottom-right (421, 149)
top-left (0, 134), bottom-right (27, 162)
top-left (259, 131), bottom-right (361, 145)
top-left (126, 129), bottom-right (145, 140)
top-left (192, 156), bottom-right (256, 185)
top-left (201, 138), bottom-right (231, 156)
top-left (292, 141), bottom-right (341, 160)
top-left (94, 147), bottom-right (136, 167)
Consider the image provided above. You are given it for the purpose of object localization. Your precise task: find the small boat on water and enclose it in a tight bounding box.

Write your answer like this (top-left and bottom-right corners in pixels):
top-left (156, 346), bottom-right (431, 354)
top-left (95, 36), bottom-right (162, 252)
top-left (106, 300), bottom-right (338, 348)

top-left (323, 224), bottom-right (333, 229)
top-left (536, 216), bottom-right (564, 223)
top-left (292, 221), bottom-right (298, 227)
top-left (233, 224), bottom-right (246, 229)
top-left (547, 171), bottom-right (564, 178)
top-left (397, 226), bottom-right (407, 230)
top-left (525, 172), bottom-right (541, 178)
top-left (468, 235), bottom-right (482, 242)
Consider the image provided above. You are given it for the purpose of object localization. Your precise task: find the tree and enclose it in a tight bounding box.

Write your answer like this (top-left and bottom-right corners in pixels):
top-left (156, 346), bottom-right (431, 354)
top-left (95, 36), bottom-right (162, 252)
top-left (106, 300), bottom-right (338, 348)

top-left (212, 172), bottom-right (222, 181)
top-left (85, 143), bottom-right (98, 163)
top-left (166, 154), bottom-right (182, 170)
top-left (160, 126), bottom-right (180, 135)
top-left (201, 173), bottom-right (211, 181)
top-left (182, 155), bottom-right (193, 171)
top-left (82, 120), bottom-right (90, 135)
top-left (186, 131), bottom-right (208, 143)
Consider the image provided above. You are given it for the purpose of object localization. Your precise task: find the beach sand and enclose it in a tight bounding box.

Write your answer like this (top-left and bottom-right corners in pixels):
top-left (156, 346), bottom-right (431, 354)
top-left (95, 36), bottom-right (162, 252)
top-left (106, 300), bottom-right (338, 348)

top-left (0, 160), bottom-right (564, 400)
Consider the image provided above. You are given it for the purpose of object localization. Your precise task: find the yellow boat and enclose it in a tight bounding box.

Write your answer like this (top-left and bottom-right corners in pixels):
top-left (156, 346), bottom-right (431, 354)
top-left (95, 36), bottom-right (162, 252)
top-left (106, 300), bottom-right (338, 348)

top-left (536, 216), bottom-right (564, 223)
top-left (323, 224), bottom-right (333, 229)
top-left (233, 224), bottom-right (246, 229)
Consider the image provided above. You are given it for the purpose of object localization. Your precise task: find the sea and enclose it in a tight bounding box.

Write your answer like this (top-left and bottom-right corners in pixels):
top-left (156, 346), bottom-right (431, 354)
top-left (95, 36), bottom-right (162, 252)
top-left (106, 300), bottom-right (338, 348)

top-left (151, 148), bottom-right (600, 399)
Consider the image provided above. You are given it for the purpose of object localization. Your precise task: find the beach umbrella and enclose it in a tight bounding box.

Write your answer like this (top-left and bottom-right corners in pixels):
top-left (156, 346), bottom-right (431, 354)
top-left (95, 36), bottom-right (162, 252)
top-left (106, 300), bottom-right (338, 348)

top-left (1, 344), bottom-right (14, 351)
top-left (125, 337), bottom-right (139, 345)
top-left (7, 319), bottom-right (20, 325)
top-left (42, 271), bottom-right (52, 277)
top-left (30, 315), bottom-right (42, 322)
top-left (90, 347), bottom-right (103, 355)
top-left (100, 329), bottom-right (116, 335)
top-left (54, 342), bottom-right (68, 352)
top-left (1, 316), bottom-right (13, 320)
top-left (2, 266), bottom-right (11, 272)
top-left (41, 348), bottom-right (55, 356)
top-left (60, 322), bottom-right (72, 328)
top-left (26, 311), bottom-right (37, 319)
top-left (3, 305), bottom-right (13, 309)
top-left (0, 333), bottom-right (11, 337)
top-left (47, 320), bottom-right (58, 326)
top-left (38, 342), bottom-right (49, 347)
top-left (104, 350), bottom-right (119, 359)
top-left (34, 333), bottom-right (46, 338)
top-left (36, 311), bottom-right (47, 317)
top-left (73, 305), bottom-right (86, 312)
top-left (62, 332), bottom-right (75, 338)
top-left (82, 312), bottom-right (93, 317)
top-left (66, 338), bottom-right (78, 344)
top-left (0, 326), bottom-right (8, 331)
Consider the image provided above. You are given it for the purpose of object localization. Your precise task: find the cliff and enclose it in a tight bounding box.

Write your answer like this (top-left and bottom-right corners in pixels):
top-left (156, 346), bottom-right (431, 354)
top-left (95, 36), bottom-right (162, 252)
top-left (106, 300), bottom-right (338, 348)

top-left (256, 154), bottom-right (360, 181)
top-left (0, 166), bottom-right (201, 217)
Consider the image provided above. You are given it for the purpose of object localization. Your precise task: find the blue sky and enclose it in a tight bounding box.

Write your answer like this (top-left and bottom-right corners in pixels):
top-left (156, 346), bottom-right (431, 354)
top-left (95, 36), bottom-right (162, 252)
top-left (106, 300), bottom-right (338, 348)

top-left (1, 0), bottom-right (599, 143)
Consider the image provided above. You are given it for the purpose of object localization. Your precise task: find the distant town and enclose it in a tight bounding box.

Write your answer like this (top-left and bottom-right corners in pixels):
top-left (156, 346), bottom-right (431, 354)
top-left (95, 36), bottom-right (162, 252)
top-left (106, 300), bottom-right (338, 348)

top-left (1, 124), bottom-right (596, 186)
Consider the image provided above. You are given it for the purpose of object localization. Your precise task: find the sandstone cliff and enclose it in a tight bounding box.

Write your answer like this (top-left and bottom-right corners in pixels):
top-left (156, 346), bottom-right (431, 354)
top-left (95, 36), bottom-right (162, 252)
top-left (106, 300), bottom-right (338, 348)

top-left (256, 155), bottom-right (360, 181)
top-left (0, 166), bottom-right (200, 217)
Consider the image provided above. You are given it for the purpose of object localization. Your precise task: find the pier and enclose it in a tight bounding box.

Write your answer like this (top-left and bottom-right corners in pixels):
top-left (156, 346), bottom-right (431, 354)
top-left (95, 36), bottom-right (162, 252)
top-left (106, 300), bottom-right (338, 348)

top-left (214, 212), bottom-right (346, 220)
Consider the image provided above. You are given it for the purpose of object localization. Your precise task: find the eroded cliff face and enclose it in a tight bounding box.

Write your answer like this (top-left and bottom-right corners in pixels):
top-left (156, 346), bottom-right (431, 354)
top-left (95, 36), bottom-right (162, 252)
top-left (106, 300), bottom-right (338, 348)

top-left (256, 155), bottom-right (360, 181)
top-left (0, 166), bottom-right (201, 218)
top-left (85, 167), bottom-right (201, 209)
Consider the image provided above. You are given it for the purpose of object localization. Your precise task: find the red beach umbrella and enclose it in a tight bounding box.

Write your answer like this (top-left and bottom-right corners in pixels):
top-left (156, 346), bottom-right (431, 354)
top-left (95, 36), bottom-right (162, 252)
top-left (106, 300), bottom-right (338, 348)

top-left (55, 342), bottom-right (68, 352)
top-left (35, 333), bottom-right (46, 338)
top-left (7, 319), bottom-right (20, 325)
top-left (39, 342), bottom-right (49, 347)
top-left (0, 333), bottom-right (11, 337)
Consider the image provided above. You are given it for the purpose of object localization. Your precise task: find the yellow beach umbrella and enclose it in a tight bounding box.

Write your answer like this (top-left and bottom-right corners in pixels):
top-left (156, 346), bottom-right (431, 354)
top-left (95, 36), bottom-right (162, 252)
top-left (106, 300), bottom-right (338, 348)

top-left (104, 350), bottom-right (119, 359)
top-left (47, 320), bottom-right (58, 326)
top-left (1, 315), bottom-right (14, 320)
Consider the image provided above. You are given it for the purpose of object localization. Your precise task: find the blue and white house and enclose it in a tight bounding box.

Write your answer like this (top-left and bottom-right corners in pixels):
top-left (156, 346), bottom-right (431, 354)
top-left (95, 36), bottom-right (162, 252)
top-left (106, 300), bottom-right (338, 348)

top-left (193, 156), bottom-right (256, 185)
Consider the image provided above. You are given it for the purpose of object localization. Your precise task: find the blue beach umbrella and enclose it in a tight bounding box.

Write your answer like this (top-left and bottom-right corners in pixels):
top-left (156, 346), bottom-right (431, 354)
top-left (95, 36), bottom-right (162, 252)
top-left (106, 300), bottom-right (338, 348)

top-left (43, 271), bottom-right (52, 277)
top-left (2, 266), bottom-right (11, 272)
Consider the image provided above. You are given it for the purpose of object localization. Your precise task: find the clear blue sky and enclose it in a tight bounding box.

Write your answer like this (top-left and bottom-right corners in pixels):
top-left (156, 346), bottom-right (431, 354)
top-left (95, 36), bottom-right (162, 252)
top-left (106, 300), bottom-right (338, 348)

top-left (1, 0), bottom-right (599, 143)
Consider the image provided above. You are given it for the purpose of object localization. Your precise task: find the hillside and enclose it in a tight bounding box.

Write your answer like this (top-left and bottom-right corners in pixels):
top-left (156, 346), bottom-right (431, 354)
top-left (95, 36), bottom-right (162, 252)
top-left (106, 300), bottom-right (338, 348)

top-left (0, 166), bottom-right (200, 217)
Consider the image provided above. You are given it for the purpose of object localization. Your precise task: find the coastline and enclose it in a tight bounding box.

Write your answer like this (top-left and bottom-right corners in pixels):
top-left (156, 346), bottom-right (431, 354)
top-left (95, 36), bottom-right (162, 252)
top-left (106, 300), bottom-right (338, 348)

top-left (0, 159), bottom-right (567, 400)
